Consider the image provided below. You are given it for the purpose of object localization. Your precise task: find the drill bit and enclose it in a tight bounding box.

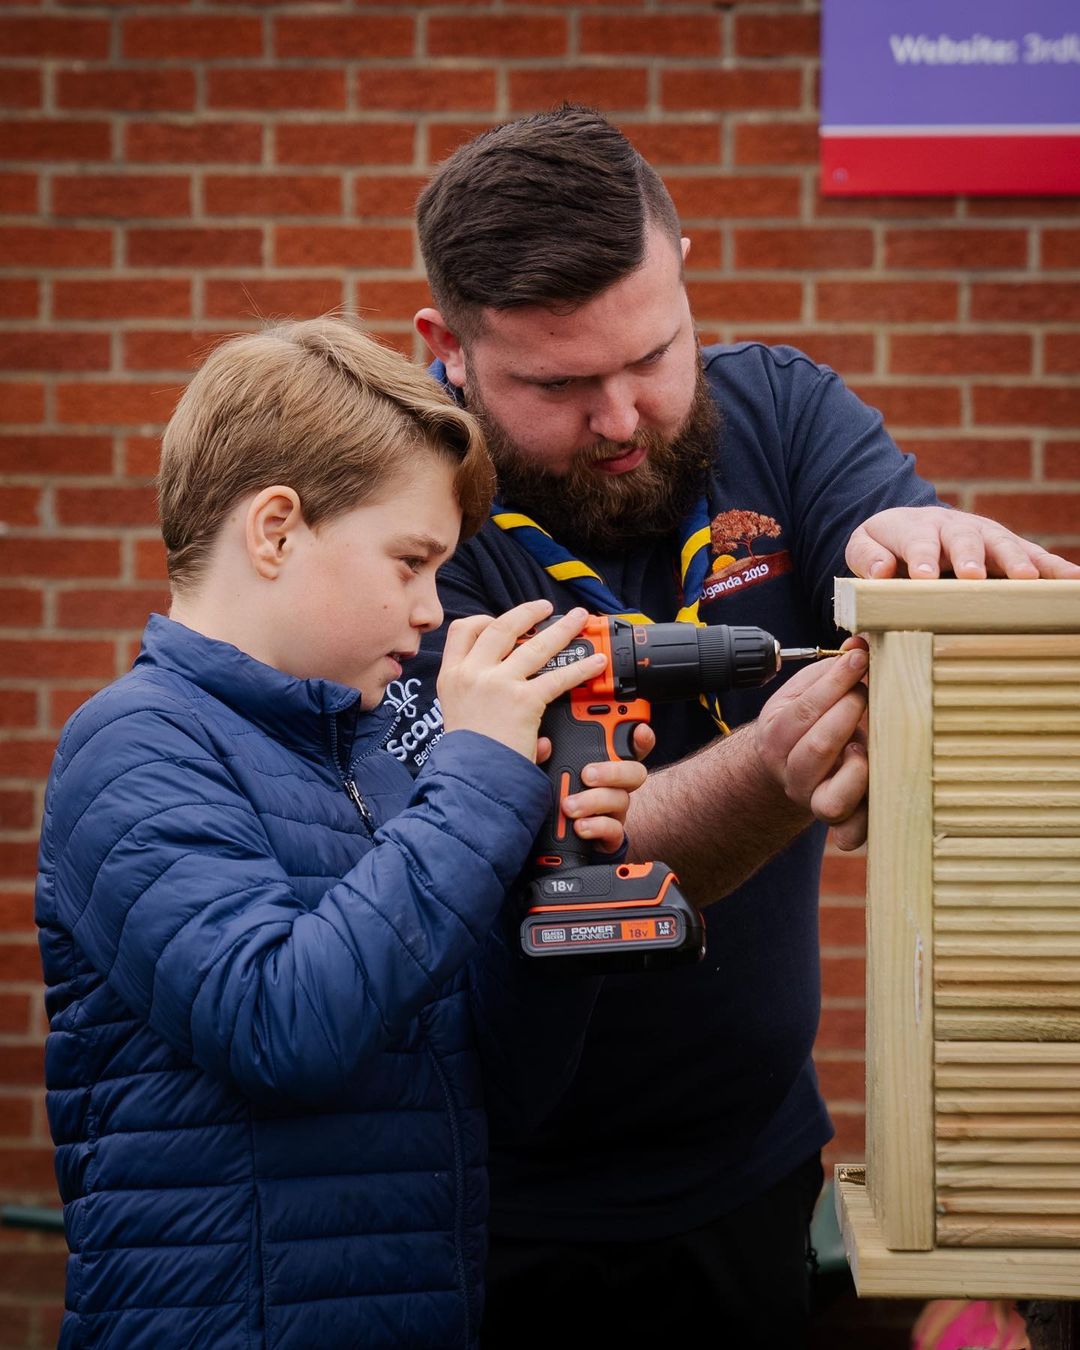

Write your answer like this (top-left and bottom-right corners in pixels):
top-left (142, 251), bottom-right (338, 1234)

top-left (778, 647), bottom-right (846, 663)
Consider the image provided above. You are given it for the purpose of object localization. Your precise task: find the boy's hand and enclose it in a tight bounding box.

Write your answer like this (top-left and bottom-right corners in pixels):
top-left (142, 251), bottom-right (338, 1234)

top-left (557, 723), bottom-right (653, 855)
top-left (437, 602), bottom-right (609, 763)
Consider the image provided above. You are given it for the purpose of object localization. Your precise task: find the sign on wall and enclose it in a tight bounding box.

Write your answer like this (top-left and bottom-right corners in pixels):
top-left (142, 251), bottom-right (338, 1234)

top-left (821, 0), bottom-right (1080, 195)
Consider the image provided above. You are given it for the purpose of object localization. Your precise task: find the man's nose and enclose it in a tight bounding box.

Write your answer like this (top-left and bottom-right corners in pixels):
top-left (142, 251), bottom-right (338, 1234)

top-left (587, 382), bottom-right (640, 444)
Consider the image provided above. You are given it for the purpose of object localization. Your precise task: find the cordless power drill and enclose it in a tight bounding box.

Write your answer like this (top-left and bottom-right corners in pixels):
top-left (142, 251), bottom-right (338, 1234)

top-left (521, 615), bottom-right (838, 972)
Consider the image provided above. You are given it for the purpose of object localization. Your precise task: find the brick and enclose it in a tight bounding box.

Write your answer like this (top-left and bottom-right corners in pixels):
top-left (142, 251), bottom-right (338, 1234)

top-left (0, 384), bottom-right (44, 424)
top-left (1, 488), bottom-right (41, 526)
top-left (127, 226), bottom-right (263, 268)
top-left (56, 67), bottom-right (195, 112)
top-left (1046, 442), bottom-right (1080, 480)
top-left (274, 15), bottom-right (414, 59)
top-left (0, 740), bottom-right (59, 777)
top-left (0, 693), bottom-right (37, 729)
top-left (427, 121), bottom-right (499, 162)
top-left (667, 174), bottom-right (801, 220)
top-left (352, 175), bottom-right (424, 218)
top-left (0, 119), bottom-right (110, 162)
top-left (686, 280), bottom-right (803, 323)
top-left (207, 68), bottom-right (346, 111)
top-left (356, 278), bottom-right (432, 322)
top-left (735, 228), bottom-right (873, 270)
top-left (0, 433), bottom-right (112, 476)
top-left (0, 281), bottom-right (38, 319)
top-left (581, 14), bottom-right (721, 56)
top-left (57, 587), bottom-right (169, 630)
top-left (817, 281), bottom-right (958, 323)
top-left (1047, 333), bottom-right (1080, 373)
top-left (55, 484), bottom-right (158, 525)
top-left (1043, 229), bottom-right (1080, 268)
top-left (735, 12), bottom-right (819, 57)
top-left (889, 333), bottom-right (1032, 376)
top-left (0, 333), bottom-right (110, 373)
top-left (274, 121), bottom-right (414, 166)
top-left (123, 436), bottom-right (160, 477)
top-left (730, 330), bottom-right (876, 374)
top-left (734, 121), bottom-right (817, 167)
top-left (0, 1145), bottom-right (56, 1192)
top-left (849, 382), bottom-right (962, 428)
top-left (374, 331), bottom-right (414, 359)
top-left (0, 1247), bottom-right (66, 1300)
top-left (622, 122), bottom-right (720, 168)
top-left (273, 225), bottom-right (411, 269)
top-left (0, 538), bottom-right (120, 579)
top-left (972, 491), bottom-right (1080, 536)
top-left (0, 639), bottom-right (113, 680)
top-left (508, 68), bottom-right (648, 113)
top-left (820, 1009), bottom-right (869, 1047)
top-left (0, 589), bottom-right (42, 627)
top-left (429, 15), bottom-right (565, 58)
top-left (814, 193), bottom-right (956, 222)
top-left (821, 955), bottom-right (864, 998)
top-left (52, 174), bottom-right (191, 220)
top-left (815, 1057), bottom-right (865, 1103)
top-left (54, 278), bottom-right (191, 320)
top-left (0, 17), bottom-right (109, 58)
top-left (662, 68), bottom-right (801, 112)
top-left (357, 67), bottom-right (496, 112)
top-left (0, 841), bottom-right (38, 878)
top-left (0, 67), bottom-right (41, 110)
top-left (904, 437), bottom-right (1032, 481)
top-left (204, 173), bottom-right (340, 217)
top-left (0, 226), bottom-right (111, 268)
top-left (972, 282), bottom-right (1080, 322)
top-left (122, 15), bottom-right (263, 59)
top-left (820, 904), bottom-right (865, 950)
top-left (884, 228), bottom-right (1027, 270)
top-left (204, 276), bottom-right (344, 320)
top-left (50, 686), bottom-right (98, 727)
top-left (55, 383), bottom-right (182, 427)
top-left (0, 992), bottom-right (33, 1035)
top-left (126, 121), bottom-right (262, 165)
top-left (968, 197), bottom-right (1080, 219)
top-left (974, 385), bottom-right (1080, 429)
top-left (135, 539), bottom-right (169, 582)
top-left (0, 172), bottom-right (37, 215)
top-left (122, 329), bottom-right (232, 372)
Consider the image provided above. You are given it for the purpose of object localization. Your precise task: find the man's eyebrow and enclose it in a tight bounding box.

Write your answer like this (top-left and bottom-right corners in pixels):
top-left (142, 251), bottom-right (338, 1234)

top-left (396, 533), bottom-right (450, 556)
top-left (514, 328), bottom-right (680, 385)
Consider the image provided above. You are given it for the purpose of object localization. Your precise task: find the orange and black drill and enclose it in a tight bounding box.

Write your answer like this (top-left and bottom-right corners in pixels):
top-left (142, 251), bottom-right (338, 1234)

top-left (521, 615), bottom-right (838, 972)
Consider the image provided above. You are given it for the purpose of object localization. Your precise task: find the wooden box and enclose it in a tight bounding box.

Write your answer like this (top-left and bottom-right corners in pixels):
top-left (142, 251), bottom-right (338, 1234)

top-left (831, 579), bottom-right (1080, 1298)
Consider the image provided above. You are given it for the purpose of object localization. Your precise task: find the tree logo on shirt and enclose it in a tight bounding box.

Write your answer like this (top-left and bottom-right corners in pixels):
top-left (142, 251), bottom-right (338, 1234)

top-left (701, 509), bottom-right (792, 603)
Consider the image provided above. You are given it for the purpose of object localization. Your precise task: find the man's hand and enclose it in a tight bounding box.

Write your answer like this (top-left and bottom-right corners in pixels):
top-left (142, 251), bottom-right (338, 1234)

top-left (847, 506), bottom-right (1080, 581)
top-left (754, 640), bottom-right (870, 851)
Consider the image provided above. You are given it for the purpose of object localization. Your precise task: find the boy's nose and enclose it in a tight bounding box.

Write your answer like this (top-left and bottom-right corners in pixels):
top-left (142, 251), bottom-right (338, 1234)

top-left (413, 579), bottom-right (443, 633)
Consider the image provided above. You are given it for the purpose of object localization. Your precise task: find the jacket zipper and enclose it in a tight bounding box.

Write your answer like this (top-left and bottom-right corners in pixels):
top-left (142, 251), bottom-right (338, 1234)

top-left (328, 717), bottom-right (375, 832)
top-left (428, 1045), bottom-right (471, 1346)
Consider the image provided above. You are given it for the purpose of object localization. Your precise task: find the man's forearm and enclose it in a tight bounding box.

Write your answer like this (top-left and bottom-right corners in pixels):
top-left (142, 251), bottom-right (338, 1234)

top-left (624, 723), bottom-right (812, 906)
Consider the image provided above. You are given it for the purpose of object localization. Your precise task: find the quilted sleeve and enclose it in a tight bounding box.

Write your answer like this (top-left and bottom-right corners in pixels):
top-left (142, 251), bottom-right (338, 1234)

top-left (41, 704), bottom-right (550, 1106)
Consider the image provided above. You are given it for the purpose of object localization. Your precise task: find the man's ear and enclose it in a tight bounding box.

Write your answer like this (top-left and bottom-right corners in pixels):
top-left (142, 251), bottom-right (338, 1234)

top-left (246, 486), bottom-right (304, 581)
top-left (415, 307), bottom-right (467, 388)
top-left (681, 235), bottom-right (691, 263)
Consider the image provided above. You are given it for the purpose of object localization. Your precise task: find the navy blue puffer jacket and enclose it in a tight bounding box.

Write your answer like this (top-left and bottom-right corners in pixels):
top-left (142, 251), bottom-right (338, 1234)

top-left (36, 615), bottom-right (582, 1349)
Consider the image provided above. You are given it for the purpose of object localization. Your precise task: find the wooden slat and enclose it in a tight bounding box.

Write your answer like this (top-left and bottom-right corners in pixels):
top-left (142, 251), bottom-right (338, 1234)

top-left (866, 630), bottom-right (934, 1250)
top-left (937, 1012), bottom-right (1080, 1040)
top-left (836, 1175), bottom-right (1080, 1297)
top-left (834, 579), bottom-right (1080, 634)
top-left (935, 636), bottom-right (1080, 660)
top-left (936, 888), bottom-right (1080, 908)
top-left (935, 762), bottom-right (1080, 782)
top-left (938, 1165), bottom-right (1080, 1188)
top-left (937, 933), bottom-right (1080, 956)
top-left (937, 1215), bottom-right (1080, 1246)
top-left (938, 1115), bottom-right (1080, 1140)
top-left (935, 709), bottom-right (1080, 732)
top-left (936, 734), bottom-right (1080, 758)
top-left (937, 1141), bottom-right (1080, 1165)
top-left (935, 659), bottom-right (1080, 683)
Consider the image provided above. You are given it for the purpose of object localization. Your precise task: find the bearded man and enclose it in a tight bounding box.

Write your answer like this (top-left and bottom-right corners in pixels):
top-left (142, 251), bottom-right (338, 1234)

top-left (401, 105), bottom-right (1078, 1348)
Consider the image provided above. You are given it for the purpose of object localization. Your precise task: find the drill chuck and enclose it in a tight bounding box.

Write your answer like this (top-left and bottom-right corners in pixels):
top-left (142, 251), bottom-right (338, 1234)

top-left (609, 620), bottom-right (781, 701)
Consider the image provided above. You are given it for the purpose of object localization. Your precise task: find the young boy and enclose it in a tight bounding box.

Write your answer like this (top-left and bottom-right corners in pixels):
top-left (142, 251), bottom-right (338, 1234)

top-left (35, 318), bottom-right (645, 1349)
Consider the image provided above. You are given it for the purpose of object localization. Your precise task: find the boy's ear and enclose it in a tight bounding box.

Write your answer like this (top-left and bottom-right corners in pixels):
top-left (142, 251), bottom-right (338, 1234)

top-left (415, 307), bottom-right (466, 388)
top-left (246, 486), bottom-right (304, 581)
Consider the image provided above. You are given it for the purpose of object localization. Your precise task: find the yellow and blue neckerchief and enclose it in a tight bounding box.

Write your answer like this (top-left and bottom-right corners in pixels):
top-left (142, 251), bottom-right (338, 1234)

top-left (490, 496), bottom-right (730, 734)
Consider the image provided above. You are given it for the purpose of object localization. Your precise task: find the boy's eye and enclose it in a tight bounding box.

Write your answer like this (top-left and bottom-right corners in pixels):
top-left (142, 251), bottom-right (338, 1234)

top-left (401, 556), bottom-right (426, 573)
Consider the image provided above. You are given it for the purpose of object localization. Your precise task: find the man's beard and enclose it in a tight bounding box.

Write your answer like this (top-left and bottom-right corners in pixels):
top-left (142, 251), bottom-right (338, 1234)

top-left (465, 363), bottom-right (718, 553)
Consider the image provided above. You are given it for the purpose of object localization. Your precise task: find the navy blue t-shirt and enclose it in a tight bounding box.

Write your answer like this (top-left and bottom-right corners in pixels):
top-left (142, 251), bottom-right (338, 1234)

top-left (398, 343), bottom-right (937, 1241)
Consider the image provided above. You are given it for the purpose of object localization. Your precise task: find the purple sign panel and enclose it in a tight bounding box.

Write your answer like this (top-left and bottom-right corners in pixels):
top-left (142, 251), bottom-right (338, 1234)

top-left (821, 0), bottom-right (1080, 194)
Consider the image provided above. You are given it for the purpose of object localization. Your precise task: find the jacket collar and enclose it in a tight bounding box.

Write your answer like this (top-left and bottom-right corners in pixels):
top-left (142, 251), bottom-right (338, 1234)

top-left (135, 614), bottom-right (397, 758)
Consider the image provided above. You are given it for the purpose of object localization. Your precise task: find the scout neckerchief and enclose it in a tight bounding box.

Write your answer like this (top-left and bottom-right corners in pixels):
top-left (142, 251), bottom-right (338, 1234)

top-left (491, 495), bottom-right (731, 734)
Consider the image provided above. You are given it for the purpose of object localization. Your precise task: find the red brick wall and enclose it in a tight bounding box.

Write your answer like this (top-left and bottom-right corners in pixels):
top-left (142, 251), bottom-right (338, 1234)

top-left (1, 2), bottom-right (1078, 1341)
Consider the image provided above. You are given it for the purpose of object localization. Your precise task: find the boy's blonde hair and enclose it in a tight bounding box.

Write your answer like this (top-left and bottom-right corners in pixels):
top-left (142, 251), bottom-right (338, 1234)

top-left (158, 317), bottom-right (494, 592)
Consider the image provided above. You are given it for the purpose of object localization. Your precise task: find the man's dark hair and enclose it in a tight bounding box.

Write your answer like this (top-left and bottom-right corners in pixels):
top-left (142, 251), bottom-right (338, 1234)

top-left (417, 104), bottom-right (682, 340)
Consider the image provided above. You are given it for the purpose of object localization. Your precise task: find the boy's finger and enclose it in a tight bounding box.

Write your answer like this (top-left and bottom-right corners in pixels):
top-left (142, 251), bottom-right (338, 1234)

top-left (441, 613), bottom-right (496, 664)
top-left (503, 606), bottom-right (592, 674)
top-left (468, 599), bottom-right (556, 662)
top-left (573, 816), bottom-right (624, 853)
top-left (531, 651), bottom-right (607, 703)
top-left (562, 786), bottom-right (633, 819)
top-left (579, 759), bottom-right (647, 791)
